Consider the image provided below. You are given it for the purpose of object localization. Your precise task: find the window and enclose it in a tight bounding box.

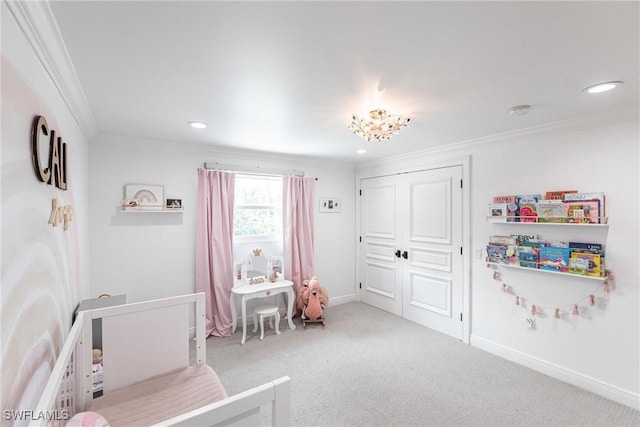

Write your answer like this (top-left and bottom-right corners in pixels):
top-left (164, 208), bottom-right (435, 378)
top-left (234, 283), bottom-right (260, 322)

top-left (234, 174), bottom-right (283, 241)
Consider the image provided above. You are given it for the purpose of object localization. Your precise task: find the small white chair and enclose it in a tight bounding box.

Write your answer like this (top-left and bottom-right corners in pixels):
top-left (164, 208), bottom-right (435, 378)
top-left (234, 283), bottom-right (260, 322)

top-left (252, 305), bottom-right (281, 340)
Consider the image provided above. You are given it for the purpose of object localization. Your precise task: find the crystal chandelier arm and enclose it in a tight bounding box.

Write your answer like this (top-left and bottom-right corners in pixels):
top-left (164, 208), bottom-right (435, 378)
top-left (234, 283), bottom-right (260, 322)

top-left (348, 109), bottom-right (410, 142)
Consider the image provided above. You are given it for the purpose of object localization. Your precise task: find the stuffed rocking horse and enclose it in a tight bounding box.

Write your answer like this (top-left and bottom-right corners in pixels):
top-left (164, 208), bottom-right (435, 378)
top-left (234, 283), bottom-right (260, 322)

top-left (301, 276), bottom-right (328, 327)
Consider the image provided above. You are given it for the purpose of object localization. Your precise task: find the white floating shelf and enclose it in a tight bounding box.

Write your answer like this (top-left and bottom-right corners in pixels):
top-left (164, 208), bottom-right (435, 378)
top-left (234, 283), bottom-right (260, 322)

top-left (487, 262), bottom-right (607, 281)
top-left (487, 216), bottom-right (608, 226)
top-left (121, 207), bottom-right (184, 213)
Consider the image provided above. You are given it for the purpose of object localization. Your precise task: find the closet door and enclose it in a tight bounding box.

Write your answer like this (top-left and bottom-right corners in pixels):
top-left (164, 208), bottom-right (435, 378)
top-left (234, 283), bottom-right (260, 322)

top-left (400, 167), bottom-right (463, 340)
top-left (360, 175), bottom-right (403, 316)
top-left (360, 166), bottom-right (463, 340)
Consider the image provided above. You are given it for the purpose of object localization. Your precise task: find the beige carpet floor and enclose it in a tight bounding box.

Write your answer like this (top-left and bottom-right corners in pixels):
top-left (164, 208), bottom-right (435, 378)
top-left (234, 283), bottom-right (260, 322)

top-left (199, 301), bottom-right (639, 426)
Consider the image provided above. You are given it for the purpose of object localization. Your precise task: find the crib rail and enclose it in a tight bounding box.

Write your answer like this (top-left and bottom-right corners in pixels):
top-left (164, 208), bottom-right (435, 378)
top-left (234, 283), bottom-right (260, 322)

top-left (29, 312), bottom-right (85, 427)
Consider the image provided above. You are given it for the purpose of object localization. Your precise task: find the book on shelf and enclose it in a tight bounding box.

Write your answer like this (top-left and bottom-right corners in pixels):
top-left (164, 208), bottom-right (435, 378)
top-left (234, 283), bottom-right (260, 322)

top-left (520, 239), bottom-right (542, 249)
top-left (536, 200), bottom-right (568, 223)
top-left (487, 245), bottom-right (510, 264)
top-left (489, 235), bottom-right (517, 245)
top-left (516, 194), bottom-right (541, 222)
top-left (569, 251), bottom-right (603, 277)
top-left (487, 244), bottom-right (518, 264)
top-left (506, 246), bottom-right (518, 264)
top-left (493, 195), bottom-right (518, 222)
top-left (565, 199), bottom-right (601, 224)
top-left (564, 192), bottom-right (606, 220)
top-left (536, 239), bottom-right (568, 248)
top-left (539, 246), bottom-right (571, 272)
top-left (569, 241), bottom-right (603, 252)
top-left (510, 234), bottom-right (537, 246)
top-left (544, 190), bottom-right (578, 200)
top-left (518, 246), bottom-right (539, 269)
top-left (488, 203), bottom-right (508, 222)
top-left (493, 195), bottom-right (516, 204)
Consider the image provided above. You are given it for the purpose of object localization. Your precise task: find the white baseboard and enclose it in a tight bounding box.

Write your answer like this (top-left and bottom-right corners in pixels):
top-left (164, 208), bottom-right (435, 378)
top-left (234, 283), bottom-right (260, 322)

top-left (470, 335), bottom-right (639, 410)
top-left (327, 294), bottom-right (357, 306)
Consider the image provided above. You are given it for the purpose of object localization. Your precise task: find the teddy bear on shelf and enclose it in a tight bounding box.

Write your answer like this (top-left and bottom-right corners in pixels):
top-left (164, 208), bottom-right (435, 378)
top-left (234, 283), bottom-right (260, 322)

top-left (301, 276), bottom-right (329, 325)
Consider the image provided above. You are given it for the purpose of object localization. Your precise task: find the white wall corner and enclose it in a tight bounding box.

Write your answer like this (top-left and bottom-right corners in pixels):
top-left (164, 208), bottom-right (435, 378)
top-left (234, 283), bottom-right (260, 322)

top-left (470, 335), bottom-right (640, 410)
top-left (5, 0), bottom-right (98, 140)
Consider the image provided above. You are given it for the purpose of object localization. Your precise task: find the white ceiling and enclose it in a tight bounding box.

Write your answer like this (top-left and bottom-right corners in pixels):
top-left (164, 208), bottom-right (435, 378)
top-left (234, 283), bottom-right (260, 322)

top-left (49, 1), bottom-right (639, 163)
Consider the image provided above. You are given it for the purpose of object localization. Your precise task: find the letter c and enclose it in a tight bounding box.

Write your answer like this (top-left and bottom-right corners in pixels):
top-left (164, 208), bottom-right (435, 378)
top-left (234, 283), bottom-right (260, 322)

top-left (32, 115), bottom-right (51, 183)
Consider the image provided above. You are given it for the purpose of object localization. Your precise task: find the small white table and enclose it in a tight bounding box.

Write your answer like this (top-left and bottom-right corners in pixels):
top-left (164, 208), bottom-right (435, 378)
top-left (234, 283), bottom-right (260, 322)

top-left (230, 280), bottom-right (296, 344)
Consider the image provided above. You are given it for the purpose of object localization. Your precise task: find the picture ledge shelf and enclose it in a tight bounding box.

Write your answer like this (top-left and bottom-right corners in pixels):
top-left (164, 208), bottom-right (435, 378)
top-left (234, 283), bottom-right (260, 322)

top-left (486, 262), bottom-right (607, 281)
top-left (121, 206), bottom-right (184, 213)
top-left (486, 217), bottom-right (608, 226)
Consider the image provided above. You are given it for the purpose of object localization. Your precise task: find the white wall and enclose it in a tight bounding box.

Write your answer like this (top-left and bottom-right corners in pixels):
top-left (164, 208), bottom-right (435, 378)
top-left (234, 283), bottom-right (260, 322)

top-left (88, 134), bottom-right (357, 306)
top-left (1, 2), bottom-right (91, 415)
top-left (356, 113), bottom-right (639, 408)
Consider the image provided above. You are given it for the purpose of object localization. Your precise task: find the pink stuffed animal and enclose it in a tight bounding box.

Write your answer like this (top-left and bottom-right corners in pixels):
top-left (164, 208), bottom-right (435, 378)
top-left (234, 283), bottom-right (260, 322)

top-left (296, 279), bottom-right (310, 314)
top-left (302, 276), bottom-right (328, 321)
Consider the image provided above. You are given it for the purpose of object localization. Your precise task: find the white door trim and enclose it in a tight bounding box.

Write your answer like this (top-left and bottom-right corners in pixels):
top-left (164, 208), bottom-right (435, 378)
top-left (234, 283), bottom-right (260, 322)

top-left (355, 155), bottom-right (471, 344)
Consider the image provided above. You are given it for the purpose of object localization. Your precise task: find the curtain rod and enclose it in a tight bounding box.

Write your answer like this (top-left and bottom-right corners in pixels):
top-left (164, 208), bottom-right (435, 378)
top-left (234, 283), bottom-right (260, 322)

top-left (203, 162), bottom-right (306, 177)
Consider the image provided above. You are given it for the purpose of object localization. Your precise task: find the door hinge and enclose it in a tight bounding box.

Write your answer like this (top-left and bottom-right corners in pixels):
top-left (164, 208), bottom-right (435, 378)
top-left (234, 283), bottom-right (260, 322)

top-left (359, 189), bottom-right (362, 196)
top-left (460, 313), bottom-right (463, 322)
top-left (460, 247), bottom-right (463, 255)
top-left (460, 179), bottom-right (463, 189)
top-left (359, 236), bottom-right (362, 242)
top-left (359, 282), bottom-right (362, 289)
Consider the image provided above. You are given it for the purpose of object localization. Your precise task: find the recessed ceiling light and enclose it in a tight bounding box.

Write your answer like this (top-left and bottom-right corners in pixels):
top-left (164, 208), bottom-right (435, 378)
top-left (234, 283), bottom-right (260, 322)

top-left (509, 105), bottom-right (531, 116)
top-left (187, 121), bottom-right (208, 129)
top-left (356, 149), bottom-right (367, 154)
top-left (583, 81), bottom-right (623, 94)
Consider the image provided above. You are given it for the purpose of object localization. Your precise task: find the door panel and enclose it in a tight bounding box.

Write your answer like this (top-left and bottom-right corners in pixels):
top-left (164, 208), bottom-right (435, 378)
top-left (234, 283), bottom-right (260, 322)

top-left (365, 184), bottom-right (396, 239)
top-left (408, 179), bottom-right (451, 244)
top-left (402, 167), bottom-right (462, 339)
top-left (361, 177), bottom-right (402, 316)
top-left (408, 272), bottom-right (452, 316)
top-left (364, 262), bottom-right (397, 299)
top-left (411, 248), bottom-right (452, 272)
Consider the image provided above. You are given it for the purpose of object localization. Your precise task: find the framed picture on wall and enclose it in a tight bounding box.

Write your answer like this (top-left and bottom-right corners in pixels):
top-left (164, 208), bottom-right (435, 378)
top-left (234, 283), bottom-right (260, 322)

top-left (319, 198), bottom-right (341, 213)
top-left (166, 198), bottom-right (182, 209)
top-left (124, 184), bottom-right (164, 208)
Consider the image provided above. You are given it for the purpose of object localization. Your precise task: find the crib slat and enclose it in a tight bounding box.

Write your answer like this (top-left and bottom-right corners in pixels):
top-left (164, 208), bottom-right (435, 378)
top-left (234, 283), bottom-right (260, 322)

top-left (29, 313), bottom-right (83, 427)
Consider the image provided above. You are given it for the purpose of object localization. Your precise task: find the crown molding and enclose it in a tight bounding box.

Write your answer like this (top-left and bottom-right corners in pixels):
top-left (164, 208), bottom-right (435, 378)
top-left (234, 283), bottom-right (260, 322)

top-left (5, 0), bottom-right (98, 140)
top-left (361, 107), bottom-right (639, 169)
top-left (93, 132), bottom-right (358, 172)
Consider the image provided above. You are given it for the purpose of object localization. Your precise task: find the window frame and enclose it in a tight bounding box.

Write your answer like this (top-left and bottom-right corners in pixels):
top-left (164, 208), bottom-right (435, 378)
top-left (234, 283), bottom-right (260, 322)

top-left (233, 174), bottom-right (283, 243)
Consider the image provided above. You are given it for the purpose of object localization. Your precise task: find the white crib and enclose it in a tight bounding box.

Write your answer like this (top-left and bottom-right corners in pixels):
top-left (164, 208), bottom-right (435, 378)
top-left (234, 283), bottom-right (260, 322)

top-left (29, 293), bottom-right (290, 426)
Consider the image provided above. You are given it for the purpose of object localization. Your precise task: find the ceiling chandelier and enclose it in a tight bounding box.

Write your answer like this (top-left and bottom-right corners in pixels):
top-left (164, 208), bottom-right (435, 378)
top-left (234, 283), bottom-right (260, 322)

top-left (348, 109), bottom-right (411, 142)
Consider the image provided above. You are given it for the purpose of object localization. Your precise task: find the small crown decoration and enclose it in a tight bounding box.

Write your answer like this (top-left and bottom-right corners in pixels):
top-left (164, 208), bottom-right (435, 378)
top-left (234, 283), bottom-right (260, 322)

top-left (252, 248), bottom-right (262, 257)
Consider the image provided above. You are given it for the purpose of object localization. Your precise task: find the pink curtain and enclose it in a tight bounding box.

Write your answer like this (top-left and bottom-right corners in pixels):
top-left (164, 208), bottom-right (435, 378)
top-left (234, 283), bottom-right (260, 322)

top-left (195, 168), bottom-right (235, 337)
top-left (283, 176), bottom-right (315, 313)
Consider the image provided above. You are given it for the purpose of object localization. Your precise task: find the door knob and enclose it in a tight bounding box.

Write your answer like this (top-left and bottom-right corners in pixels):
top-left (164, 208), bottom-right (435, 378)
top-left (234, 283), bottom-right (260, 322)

top-left (402, 251), bottom-right (408, 259)
top-left (395, 250), bottom-right (401, 258)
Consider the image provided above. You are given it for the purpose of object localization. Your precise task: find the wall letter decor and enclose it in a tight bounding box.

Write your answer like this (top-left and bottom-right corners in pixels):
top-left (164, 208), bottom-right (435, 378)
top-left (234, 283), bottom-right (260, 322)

top-left (31, 115), bottom-right (68, 190)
